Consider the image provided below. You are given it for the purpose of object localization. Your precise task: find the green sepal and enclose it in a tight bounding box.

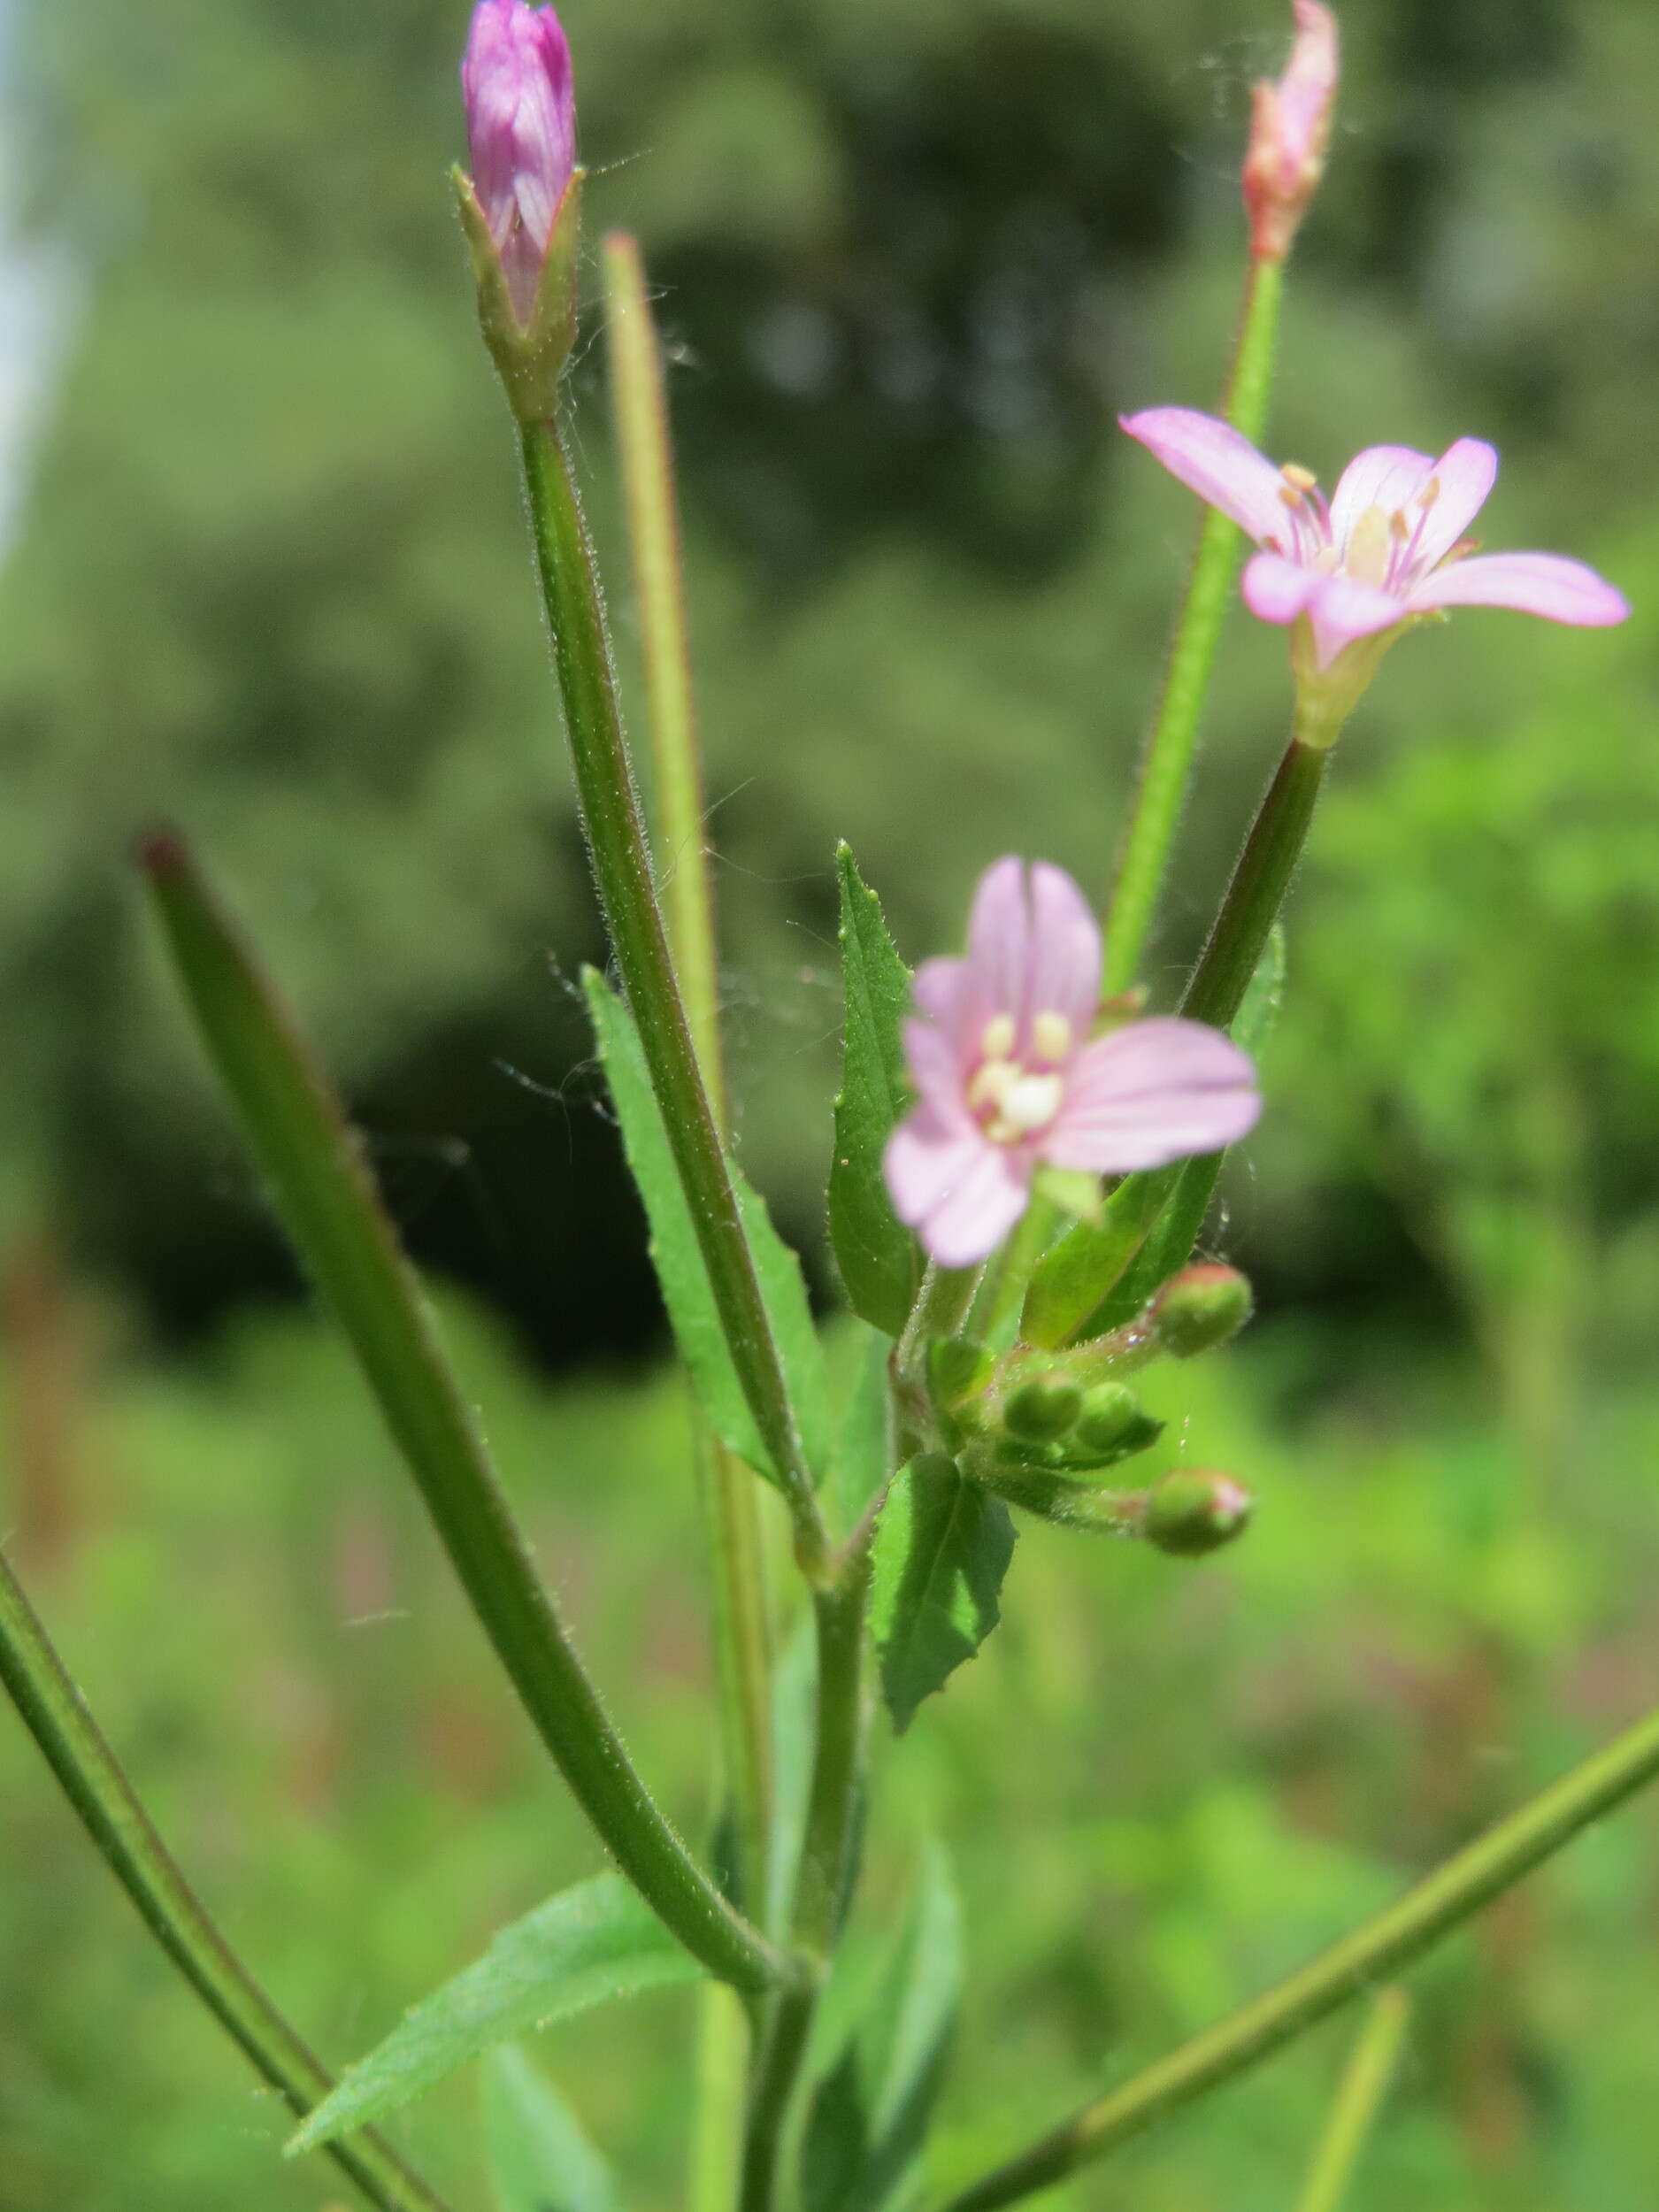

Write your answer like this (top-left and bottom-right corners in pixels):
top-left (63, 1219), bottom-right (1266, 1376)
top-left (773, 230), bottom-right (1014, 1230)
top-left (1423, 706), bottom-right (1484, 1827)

top-left (453, 163), bottom-right (584, 425)
top-left (871, 1455), bottom-right (1015, 1733)
top-left (829, 844), bottom-right (924, 1336)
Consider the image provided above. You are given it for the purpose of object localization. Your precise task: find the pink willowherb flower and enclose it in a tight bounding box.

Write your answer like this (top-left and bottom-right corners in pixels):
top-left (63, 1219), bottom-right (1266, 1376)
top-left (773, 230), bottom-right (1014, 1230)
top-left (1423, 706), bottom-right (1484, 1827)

top-left (883, 860), bottom-right (1261, 1268)
top-left (1122, 409), bottom-right (1629, 681)
top-left (1241, 0), bottom-right (1340, 262)
top-left (462, 0), bottom-right (577, 327)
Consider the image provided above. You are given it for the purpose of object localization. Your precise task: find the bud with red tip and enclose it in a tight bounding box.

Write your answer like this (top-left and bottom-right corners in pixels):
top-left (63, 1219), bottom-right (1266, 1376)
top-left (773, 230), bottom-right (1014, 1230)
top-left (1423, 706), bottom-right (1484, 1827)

top-left (456, 0), bottom-right (582, 420)
top-left (1240, 0), bottom-right (1339, 263)
top-left (1143, 1469), bottom-right (1255, 1556)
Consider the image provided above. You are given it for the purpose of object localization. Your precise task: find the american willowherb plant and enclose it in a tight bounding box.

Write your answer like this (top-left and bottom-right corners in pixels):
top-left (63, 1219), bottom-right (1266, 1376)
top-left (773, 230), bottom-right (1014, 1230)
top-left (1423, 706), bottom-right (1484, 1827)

top-left (0, 4), bottom-right (1647, 2209)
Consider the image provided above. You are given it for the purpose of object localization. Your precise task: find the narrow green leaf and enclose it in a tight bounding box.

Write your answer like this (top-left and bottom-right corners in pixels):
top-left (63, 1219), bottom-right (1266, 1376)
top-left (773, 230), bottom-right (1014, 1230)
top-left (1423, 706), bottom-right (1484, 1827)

top-left (829, 1321), bottom-right (894, 1533)
top-left (830, 844), bottom-right (923, 1337)
top-left (804, 1843), bottom-right (964, 2212)
top-left (1021, 1169), bottom-right (1171, 1351)
top-left (871, 1456), bottom-right (1015, 1733)
top-left (288, 1875), bottom-right (703, 2153)
top-left (1072, 926), bottom-right (1290, 1341)
top-left (482, 2046), bottom-right (618, 2212)
top-left (586, 971), bottom-right (830, 1486)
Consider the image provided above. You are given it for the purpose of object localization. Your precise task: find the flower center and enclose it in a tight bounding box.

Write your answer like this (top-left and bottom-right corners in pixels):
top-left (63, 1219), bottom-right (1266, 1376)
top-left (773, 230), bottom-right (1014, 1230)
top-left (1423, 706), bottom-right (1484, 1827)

top-left (965, 1010), bottom-right (1072, 1147)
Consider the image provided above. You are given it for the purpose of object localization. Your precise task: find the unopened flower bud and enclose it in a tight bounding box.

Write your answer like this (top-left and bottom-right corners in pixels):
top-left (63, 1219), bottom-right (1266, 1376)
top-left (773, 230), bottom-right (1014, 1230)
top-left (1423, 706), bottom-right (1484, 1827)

top-left (1143, 1469), bottom-right (1254, 1557)
top-left (1149, 1264), bottom-right (1253, 1359)
top-left (457, 0), bottom-right (582, 419)
top-left (929, 1336), bottom-right (995, 1421)
top-left (1241, 0), bottom-right (1339, 263)
top-left (1002, 1372), bottom-right (1085, 1443)
top-left (1073, 1382), bottom-right (1161, 1459)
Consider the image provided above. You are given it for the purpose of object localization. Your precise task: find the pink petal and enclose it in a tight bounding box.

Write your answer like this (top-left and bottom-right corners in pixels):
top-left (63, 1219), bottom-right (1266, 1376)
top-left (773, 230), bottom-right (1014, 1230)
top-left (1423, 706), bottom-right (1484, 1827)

top-left (1044, 1018), bottom-right (1260, 1176)
top-left (1328, 445), bottom-right (1435, 548)
top-left (1305, 572), bottom-right (1409, 669)
top-left (912, 956), bottom-right (973, 1048)
top-left (902, 1020), bottom-right (972, 1126)
top-left (1025, 864), bottom-right (1102, 1036)
top-left (1406, 550), bottom-right (1630, 626)
top-left (884, 1112), bottom-right (988, 1230)
top-left (916, 1144), bottom-right (1033, 1269)
top-left (1409, 439), bottom-right (1499, 571)
top-left (1240, 549), bottom-right (1323, 626)
top-left (1118, 408), bottom-right (1289, 546)
top-left (964, 856), bottom-right (1030, 1029)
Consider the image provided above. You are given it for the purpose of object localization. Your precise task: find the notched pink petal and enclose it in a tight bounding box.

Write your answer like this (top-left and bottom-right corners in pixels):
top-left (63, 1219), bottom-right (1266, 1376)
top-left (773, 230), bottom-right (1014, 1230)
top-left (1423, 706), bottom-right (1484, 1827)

top-left (1407, 550), bottom-right (1630, 626)
top-left (965, 856), bottom-right (1030, 1024)
top-left (1410, 439), bottom-right (1499, 570)
top-left (912, 956), bottom-right (972, 1042)
top-left (1045, 1019), bottom-right (1260, 1176)
top-left (1328, 444), bottom-right (1435, 547)
top-left (902, 1020), bottom-right (973, 1125)
top-left (1119, 407), bottom-right (1289, 545)
top-left (1241, 549), bottom-right (1323, 626)
top-left (1026, 864), bottom-right (1102, 1035)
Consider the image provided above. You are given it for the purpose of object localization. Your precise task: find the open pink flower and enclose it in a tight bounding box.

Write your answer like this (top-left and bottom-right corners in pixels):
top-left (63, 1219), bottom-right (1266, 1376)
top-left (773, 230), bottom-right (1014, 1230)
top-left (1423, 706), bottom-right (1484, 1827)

top-left (883, 860), bottom-right (1261, 1268)
top-left (1241, 0), bottom-right (1340, 262)
top-left (462, 0), bottom-right (576, 326)
top-left (1122, 408), bottom-right (1629, 675)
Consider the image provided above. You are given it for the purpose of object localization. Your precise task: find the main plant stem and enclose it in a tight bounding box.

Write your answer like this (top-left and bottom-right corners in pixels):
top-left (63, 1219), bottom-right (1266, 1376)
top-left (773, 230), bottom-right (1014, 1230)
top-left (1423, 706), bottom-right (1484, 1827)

top-left (1180, 730), bottom-right (1326, 1032)
top-left (0, 1548), bottom-right (452, 2212)
top-left (603, 233), bottom-right (775, 1916)
top-left (1102, 253), bottom-right (1284, 991)
top-left (739, 1552), bottom-right (872, 2212)
top-left (519, 418), bottom-right (830, 1580)
top-left (940, 1697), bottom-right (1659, 2212)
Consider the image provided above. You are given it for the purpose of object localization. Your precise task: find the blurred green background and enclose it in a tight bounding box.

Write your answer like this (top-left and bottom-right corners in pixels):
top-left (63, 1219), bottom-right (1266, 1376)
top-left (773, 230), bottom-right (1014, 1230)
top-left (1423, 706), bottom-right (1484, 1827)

top-left (4, 0), bottom-right (1659, 2205)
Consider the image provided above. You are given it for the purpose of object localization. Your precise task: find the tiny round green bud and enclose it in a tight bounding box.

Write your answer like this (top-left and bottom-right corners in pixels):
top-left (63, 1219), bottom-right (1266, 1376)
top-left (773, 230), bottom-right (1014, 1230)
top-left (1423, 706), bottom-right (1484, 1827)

top-left (1002, 1373), bottom-right (1084, 1442)
top-left (1143, 1469), bottom-right (1254, 1557)
top-left (1149, 1264), bottom-right (1253, 1359)
top-left (1072, 1382), bottom-right (1145, 1455)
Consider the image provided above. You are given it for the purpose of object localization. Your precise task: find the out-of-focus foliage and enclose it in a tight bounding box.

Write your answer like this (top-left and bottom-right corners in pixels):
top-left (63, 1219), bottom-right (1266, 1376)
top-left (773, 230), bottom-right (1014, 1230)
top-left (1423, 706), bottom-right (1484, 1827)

top-left (5, 1292), bottom-right (1659, 2209)
top-left (3, 0), bottom-right (1656, 1365)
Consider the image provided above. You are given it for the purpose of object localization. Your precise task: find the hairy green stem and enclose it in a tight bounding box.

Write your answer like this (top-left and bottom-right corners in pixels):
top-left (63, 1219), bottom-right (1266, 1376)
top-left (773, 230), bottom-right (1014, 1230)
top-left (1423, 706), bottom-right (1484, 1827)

top-left (143, 839), bottom-right (784, 1999)
top-left (1103, 254), bottom-right (1285, 993)
top-left (0, 1548), bottom-right (452, 2212)
top-left (740, 1554), bottom-right (872, 2212)
top-left (1294, 1990), bottom-right (1410, 2212)
top-left (939, 1699), bottom-right (1659, 2212)
top-left (1180, 734), bottom-right (1326, 1032)
top-left (519, 419), bottom-right (829, 1578)
top-left (602, 232), bottom-right (776, 1918)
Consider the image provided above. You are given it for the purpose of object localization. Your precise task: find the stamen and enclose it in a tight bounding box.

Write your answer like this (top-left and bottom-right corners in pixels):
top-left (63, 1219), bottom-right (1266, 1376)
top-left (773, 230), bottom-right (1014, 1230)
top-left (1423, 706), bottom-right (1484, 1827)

top-left (1031, 1010), bottom-right (1073, 1063)
top-left (1278, 484), bottom-right (1305, 511)
top-left (966, 1058), bottom-right (1018, 1117)
top-left (979, 1013), bottom-right (1016, 1061)
top-left (1417, 475), bottom-right (1440, 509)
top-left (1280, 463), bottom-right (1317, 493)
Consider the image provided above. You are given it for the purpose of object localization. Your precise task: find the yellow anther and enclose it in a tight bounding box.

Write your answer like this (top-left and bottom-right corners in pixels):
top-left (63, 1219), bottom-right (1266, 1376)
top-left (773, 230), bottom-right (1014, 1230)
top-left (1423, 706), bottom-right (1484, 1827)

top-left (1280, 462), bottom-right (1317, 493)
top-left (979, 1013), bottom-right (1016, 1061)
top-left (1031, 1010), bottom-right (1074, 1063)
top-left (1417, 475), bottom-right (1440, 509)
top-left (1389, 508), bottom-right (1410, 538)
top-left (1278, 484), bottom-right (1304, 511)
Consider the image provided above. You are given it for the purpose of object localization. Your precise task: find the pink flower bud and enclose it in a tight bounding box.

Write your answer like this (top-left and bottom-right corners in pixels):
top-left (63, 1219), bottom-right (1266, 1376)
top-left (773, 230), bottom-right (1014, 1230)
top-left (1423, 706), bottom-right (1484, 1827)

top-left (461, 0), bottom-right (577, 328)
top-left (1240, 0), bottom-right (1339, 263)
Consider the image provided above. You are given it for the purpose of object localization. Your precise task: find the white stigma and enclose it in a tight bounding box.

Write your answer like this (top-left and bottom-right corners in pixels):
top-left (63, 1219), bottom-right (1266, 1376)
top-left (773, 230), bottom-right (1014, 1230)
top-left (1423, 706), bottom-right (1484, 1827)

top-left (1346, 505), bottom-right (1394, 587)
top-left (988, 1072), bottom-right (1064, 1143)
